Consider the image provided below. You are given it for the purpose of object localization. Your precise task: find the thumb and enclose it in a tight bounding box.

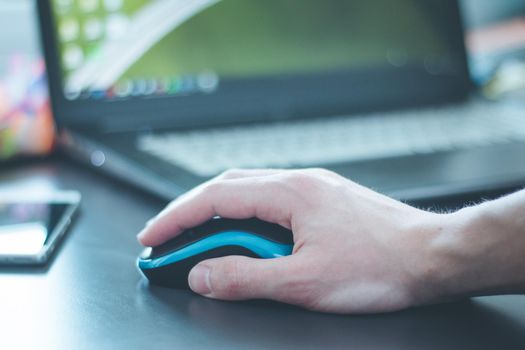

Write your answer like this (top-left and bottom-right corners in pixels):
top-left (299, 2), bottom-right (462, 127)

top-left (188, 255), bottom-right (291, 301)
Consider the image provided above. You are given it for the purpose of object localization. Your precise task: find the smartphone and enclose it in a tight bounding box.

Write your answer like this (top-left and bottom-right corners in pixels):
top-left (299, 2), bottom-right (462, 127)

top-left (0, 191), bottom-right (81, 265)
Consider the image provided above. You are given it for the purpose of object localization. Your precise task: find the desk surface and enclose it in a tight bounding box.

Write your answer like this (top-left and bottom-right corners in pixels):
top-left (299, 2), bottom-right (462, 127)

top-left (1, 158), bottom-right (525, 350)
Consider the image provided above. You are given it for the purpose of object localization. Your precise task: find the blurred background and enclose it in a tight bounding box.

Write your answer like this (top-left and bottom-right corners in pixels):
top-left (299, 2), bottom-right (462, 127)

top-left (461, 0), bottom-right (525, 98)
top-left (462, 0), bottom-right (525, 28)
top-left (0, 0), bottom-right (54, 161)
top-left (0, 0), bottom-right (524, 161)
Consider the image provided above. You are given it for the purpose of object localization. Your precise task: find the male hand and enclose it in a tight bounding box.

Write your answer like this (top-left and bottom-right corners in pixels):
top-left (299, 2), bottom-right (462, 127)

top-left (138, 168), bottom-right (452, 313)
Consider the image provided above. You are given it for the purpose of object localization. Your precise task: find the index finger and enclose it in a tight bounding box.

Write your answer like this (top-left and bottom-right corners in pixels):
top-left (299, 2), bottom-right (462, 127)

top-left (137, 176), bottom-right (293, 246)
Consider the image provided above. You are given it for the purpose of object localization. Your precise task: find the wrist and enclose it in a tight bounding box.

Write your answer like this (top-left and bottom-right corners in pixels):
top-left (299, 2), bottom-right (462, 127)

top-left (415, 202), bottom-right (525, 305)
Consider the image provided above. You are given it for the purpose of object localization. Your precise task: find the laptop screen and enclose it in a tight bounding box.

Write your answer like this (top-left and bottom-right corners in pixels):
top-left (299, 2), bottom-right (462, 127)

top-left (40, 0), bottom-right (469, 129)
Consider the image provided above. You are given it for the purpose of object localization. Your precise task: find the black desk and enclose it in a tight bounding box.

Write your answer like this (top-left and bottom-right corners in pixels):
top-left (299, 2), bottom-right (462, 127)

top-left (1, 158), bottom-right (525, 349)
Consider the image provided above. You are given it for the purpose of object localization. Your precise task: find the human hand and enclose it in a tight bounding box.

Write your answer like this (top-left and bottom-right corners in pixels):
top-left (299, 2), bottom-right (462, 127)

top-left (138, 168), bottom-right (456, 314)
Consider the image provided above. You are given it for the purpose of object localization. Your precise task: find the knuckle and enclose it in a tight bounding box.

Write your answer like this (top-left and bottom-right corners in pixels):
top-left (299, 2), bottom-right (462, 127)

top-left (283, 170), bottom-right (317, 188)
top-left (308, 167), bottom-right (338, 179)
top-left (211, 259), bottom-right (245, 298)
top-left (279, 169), bottom-right (332, 196)
top-left (218, 168), bottom-right (244, 180)
top-left (202, 180), bottom-right (225, 195)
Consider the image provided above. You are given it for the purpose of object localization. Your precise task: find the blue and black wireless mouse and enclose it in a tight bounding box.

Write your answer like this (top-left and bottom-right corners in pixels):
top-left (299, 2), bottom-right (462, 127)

top-left (137, 217), bottom-right (294, 289)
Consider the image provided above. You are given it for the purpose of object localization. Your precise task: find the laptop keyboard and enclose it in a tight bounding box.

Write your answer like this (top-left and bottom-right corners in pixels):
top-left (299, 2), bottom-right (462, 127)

top-left (137, 103), bottom-right (525, 177)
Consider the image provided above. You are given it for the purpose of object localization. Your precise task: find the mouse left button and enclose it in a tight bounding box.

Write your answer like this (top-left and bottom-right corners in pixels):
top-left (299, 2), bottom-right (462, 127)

top-left (139, 247), bottom-right (153, 260)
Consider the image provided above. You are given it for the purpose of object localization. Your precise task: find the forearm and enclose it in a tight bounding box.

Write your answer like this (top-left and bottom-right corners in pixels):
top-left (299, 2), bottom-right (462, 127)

top-left (428, 190), bottom-right (525, 301)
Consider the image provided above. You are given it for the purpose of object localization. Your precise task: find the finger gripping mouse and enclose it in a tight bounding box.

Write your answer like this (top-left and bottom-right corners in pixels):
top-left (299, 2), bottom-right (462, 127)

top-left (137, 217), bottom-right (294, 289)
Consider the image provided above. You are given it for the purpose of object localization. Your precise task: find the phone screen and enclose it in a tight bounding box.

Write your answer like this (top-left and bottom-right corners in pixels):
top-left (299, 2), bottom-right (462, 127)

top-left (0, 202), bottom-right (69, 256)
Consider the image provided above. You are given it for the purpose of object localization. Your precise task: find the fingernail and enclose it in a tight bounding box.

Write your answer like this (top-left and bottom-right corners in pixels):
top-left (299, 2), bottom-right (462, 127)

top-left (188, 264), bottom-right (211, 295)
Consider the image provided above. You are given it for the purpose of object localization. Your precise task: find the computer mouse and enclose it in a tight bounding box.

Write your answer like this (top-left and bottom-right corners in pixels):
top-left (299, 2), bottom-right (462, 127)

top-left (137, 217), bottom-right (294, 289)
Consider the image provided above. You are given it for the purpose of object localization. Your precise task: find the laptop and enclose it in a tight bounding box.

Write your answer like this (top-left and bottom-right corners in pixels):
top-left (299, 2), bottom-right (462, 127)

top-left (37, 0), bottom-right (525, 202)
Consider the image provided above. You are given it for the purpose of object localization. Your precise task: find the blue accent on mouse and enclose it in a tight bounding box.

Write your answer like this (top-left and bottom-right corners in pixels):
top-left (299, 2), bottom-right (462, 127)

top-left (136, 217), bottom-right (294, 289)
top-left (139, 231), bottom-right (293, 270)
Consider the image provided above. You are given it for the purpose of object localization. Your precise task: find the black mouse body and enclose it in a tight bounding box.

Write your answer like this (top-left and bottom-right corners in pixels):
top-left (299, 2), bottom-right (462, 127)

top-left (137, 218), bottom-right (293, 289)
